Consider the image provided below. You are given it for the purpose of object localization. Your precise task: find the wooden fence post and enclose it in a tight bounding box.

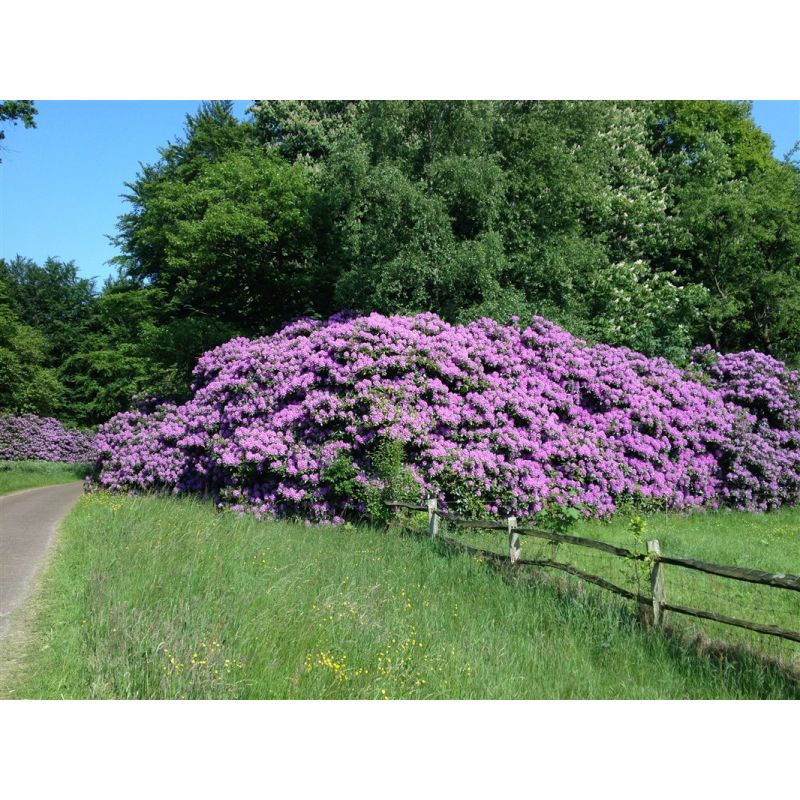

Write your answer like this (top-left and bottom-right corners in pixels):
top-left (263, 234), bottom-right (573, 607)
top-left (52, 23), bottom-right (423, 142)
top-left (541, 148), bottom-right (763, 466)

top-left (508, 516), bottom-right (520, 563)
top-left (427, 498), bottom-right (439, 538)
top-left (648, 539), bottom-right (665, 627)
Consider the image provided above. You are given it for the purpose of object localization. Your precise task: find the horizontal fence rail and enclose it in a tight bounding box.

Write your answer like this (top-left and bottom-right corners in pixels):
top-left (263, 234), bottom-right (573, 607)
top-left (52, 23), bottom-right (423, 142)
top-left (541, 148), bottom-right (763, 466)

top-left (655, 555), bottom-right (800, 592)
top-left (442, 533), bottom-right (650, 605)
top-left (659, 601), bottom-right (800, 643)
top-left (385, 499), bottom-right (800, 645)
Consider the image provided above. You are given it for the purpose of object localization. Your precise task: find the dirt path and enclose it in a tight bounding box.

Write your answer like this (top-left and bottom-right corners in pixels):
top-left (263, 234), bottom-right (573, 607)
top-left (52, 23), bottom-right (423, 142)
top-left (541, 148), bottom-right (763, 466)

top-left (0, 482), bottom-right (84, 641)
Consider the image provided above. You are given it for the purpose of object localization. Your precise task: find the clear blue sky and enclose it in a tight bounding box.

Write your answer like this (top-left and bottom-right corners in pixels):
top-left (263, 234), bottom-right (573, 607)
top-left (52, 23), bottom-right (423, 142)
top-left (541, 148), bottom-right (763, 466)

top-left (1, 101), bottom-right (250, 284)
top-left (1, 100), bottom-right (798, 286)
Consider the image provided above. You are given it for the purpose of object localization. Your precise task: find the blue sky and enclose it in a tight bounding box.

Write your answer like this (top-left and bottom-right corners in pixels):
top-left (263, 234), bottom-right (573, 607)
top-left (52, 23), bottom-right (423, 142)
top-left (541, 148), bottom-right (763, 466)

top-left (1, 100), bottom-right (798, 286)
top-left (1, 101), bottom-right (250, 284)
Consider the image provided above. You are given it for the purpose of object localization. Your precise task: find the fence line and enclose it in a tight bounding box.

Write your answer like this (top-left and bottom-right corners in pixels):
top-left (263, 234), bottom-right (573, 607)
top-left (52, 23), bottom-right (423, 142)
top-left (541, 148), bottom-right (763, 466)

top-left (442, 533), bottom-right (649, 604)
top-left (659, 601), bottom-right (800, 643)
top-left (385, 499), bottom-right (800, 645)
top-left (654, 555), bottom-right (800, 592)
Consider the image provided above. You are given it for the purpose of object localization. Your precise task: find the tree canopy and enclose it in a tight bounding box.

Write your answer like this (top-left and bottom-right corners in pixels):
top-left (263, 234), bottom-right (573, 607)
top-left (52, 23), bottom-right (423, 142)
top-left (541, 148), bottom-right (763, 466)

top-left (3, 100), bottom-right (799, 426)
top-left (0, 100), bottom-right (37, 162)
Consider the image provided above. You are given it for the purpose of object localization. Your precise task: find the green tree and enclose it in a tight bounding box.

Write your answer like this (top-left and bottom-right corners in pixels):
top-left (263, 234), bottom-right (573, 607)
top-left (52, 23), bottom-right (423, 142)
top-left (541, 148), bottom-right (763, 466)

top-left (293, 101), bottom-right (517, 321)
top-left (60, 280), bottom-right (165, 424)
top-left (0, 278), bottom-right (63, 414)
top-left (251, 100), bottom-right (364, 164)
top-left (0, 256), bottom-right (95, 365)
top-left (60, 276), bottom-right (238, 425)
top-left (648, 101), bottom-right (800, 358)
top-left (109, 99), bottom-right (800, 379)
top-left (0, 100), bottom-right (37, 162)
top-left (114, 102), bottom-right (321, 333)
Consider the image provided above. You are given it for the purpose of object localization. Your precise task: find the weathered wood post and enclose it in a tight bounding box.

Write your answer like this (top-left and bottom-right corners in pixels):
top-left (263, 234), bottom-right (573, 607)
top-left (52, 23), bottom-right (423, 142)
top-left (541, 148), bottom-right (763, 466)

top-left (648, 539), bottom-right (665, 627)
top-left (508, 516), bottom-right (520, 563)
top-left (427, 498), bottom-right (439, 538)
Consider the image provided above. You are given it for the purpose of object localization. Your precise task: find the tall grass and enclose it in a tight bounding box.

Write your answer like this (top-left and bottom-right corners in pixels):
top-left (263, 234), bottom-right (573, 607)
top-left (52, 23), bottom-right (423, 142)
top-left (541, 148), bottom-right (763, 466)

top-left (0, 461), bottom-right (89, 495)
top-left (436, 507), bottom-right (800, 664)
top-left (1, 493), bottom-right (797, 699)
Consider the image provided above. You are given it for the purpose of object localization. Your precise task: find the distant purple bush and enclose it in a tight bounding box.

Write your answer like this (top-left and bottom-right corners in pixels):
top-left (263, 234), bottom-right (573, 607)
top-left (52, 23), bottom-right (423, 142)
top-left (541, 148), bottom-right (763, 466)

top-left (94, 313), bottom-right (800, 521)
top-left (689, 347), bottom-right (800, 510)
top-left (0, 414), bottom-right (95, 463)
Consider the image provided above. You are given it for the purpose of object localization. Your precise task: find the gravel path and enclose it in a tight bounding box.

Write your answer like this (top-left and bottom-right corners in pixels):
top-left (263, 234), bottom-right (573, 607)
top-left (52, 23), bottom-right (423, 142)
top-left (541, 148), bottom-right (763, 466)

top-left (0, 482), bottom-right (84, 641)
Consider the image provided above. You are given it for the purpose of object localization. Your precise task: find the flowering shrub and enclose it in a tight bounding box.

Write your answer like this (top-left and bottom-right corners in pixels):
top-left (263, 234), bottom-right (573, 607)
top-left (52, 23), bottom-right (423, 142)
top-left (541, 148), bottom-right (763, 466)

top-left (689, 347), bottom-right (800, 510)
top-left (95, 313), bottom-right (800, 521)
top-left (0, 414), bottom-right (95, 463)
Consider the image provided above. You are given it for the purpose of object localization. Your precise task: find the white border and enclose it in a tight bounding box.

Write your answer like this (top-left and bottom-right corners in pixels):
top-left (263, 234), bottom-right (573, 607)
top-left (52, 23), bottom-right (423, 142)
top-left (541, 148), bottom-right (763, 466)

top-left (3, 2), bottom-right (799, 99)
top-left (1, 700), bottom-right (796, 796)
top-left (2, 2), bottom-right (797, 793)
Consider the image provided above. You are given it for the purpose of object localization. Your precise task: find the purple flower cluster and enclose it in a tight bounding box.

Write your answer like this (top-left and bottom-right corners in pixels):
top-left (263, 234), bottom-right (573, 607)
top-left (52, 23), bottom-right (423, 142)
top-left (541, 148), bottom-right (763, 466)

top-left (0, 414), bottom-right (96, 463)
top-left (689, 346), bottom-right (800, 510)
top-left (94, 313), bottom-right (800, 521)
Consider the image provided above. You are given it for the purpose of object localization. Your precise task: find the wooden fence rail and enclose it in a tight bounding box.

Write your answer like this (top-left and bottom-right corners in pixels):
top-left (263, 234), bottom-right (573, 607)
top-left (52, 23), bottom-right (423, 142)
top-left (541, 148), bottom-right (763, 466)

top-left (385, 499), bottom-right (800, 644)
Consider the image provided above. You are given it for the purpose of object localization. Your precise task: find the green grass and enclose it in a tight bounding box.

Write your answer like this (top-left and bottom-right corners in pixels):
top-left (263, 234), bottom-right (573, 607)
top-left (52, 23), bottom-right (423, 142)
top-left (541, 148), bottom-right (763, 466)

top-left (1, 492), bottom-right (798, 699)
top-left (441, 507), bottom-right (800, 663)
top-left (0, 460), bottom-right (89, 495)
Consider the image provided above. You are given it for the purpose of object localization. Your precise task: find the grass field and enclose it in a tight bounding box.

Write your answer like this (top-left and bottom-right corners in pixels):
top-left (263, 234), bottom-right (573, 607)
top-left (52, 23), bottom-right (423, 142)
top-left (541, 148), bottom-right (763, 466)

top-left (1, 492), bottom-right (798, 699)
top-left (435, 506), bottom-right (800, 664)
top-left (0, 461), bottom-right (89, 495)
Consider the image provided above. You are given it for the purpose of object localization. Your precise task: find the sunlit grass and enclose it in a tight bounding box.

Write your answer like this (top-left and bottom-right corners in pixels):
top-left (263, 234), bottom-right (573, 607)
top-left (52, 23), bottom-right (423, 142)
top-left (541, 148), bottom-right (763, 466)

top-left (0, 461), bottom-right (89, 495)
top-left (430, 506), bottom-right (800, 666)
top-left (1, 493), bottom-right (797, 699)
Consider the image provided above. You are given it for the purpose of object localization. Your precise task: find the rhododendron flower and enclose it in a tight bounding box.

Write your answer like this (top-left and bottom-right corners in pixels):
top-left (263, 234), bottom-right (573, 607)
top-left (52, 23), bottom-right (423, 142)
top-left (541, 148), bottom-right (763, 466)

top-left (93, 313), bottom-right (800, 522)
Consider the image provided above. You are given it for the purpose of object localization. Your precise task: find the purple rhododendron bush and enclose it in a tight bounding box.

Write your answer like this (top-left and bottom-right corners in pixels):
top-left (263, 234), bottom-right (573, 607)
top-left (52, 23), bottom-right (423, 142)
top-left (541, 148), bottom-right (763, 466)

top-left (94, 313), bottom-right (800, 522)
top-left (0, 414), bottom-right (96, 463)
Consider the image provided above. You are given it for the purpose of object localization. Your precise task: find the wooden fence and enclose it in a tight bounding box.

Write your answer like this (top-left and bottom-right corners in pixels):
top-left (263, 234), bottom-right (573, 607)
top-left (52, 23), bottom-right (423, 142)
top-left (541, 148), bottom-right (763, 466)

top-left (386, 500), bottom-right (800, 644)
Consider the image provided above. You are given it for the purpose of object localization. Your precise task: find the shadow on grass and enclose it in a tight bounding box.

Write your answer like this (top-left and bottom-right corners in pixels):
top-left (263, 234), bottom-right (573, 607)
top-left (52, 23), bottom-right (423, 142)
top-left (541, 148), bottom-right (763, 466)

top-left (425, 528), bottom-right (800, 699)
top-left (657, 624), bottom-right (800, 698)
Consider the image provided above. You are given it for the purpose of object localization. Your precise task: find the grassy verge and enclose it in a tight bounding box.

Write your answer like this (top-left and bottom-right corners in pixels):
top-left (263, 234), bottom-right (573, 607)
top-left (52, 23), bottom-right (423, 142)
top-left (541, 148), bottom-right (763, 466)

top-left (0, 461), bottom-right (89, 495)
top-left (440, 507), bottom-right (800, 664)
top-left (1, 493), bottom-right (797, 699)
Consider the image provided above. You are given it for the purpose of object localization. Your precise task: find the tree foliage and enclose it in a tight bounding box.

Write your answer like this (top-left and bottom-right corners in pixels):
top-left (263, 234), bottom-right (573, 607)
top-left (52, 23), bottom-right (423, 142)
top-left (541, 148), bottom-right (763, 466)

top-left (114, 102), bottom-right (324, 332)
top-left (0, 256), bottom-right (94, 362)
top-left (0, 100), bottom-right (37, 162)
top-left (647, 101), bottom-right (800, 356)
top-left (3, 100), bottom-right (799, 427)
top-left (0, 278), bottom-right (62, 415)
